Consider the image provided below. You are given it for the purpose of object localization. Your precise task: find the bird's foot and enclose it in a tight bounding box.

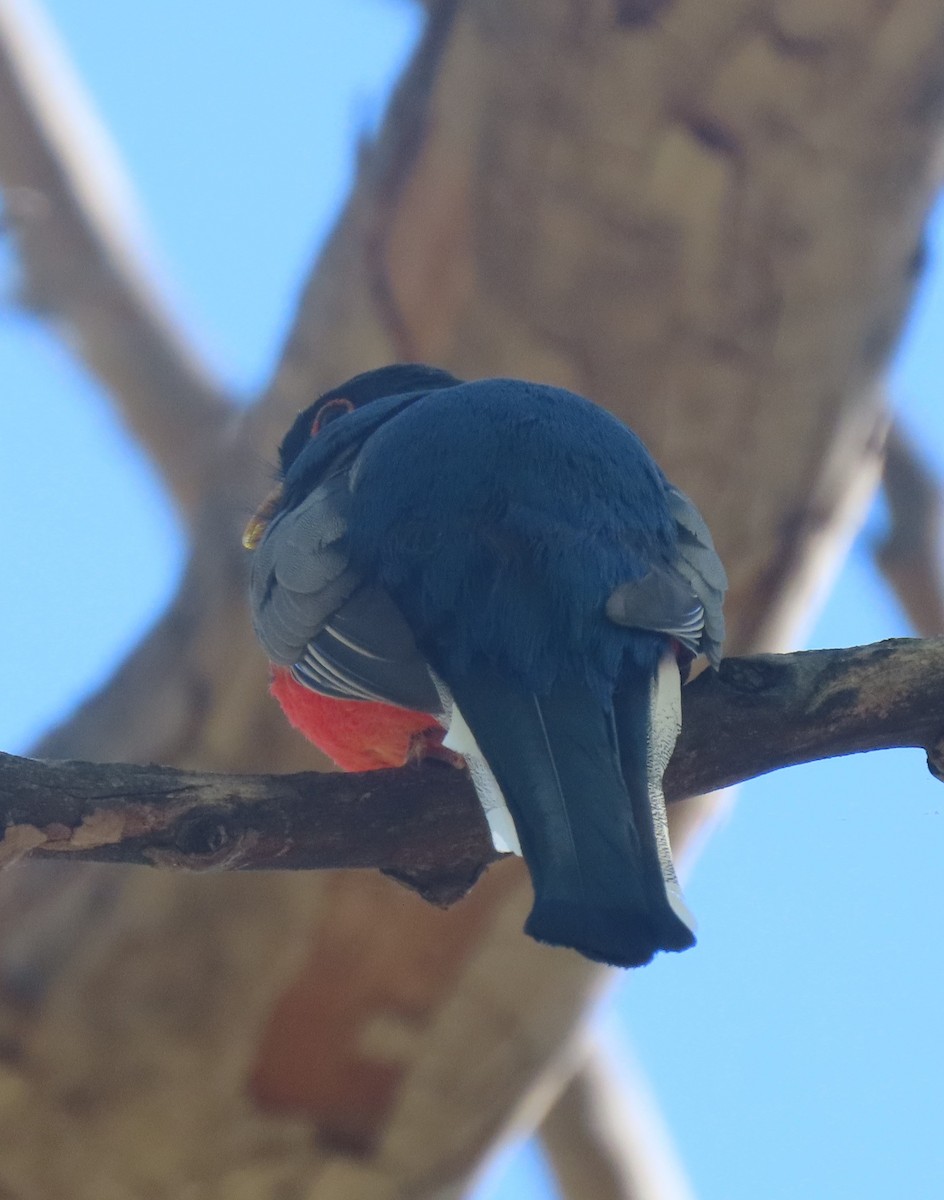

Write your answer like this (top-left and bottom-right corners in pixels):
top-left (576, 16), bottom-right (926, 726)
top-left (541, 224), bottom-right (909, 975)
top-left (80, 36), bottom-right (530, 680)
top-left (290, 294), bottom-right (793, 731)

top-left (407, 727), bottom-right (467, 769)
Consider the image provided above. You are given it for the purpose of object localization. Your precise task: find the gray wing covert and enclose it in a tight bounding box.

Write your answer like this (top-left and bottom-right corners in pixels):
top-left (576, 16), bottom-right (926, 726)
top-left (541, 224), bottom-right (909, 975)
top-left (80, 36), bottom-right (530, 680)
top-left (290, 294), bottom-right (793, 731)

top-left (605, 485), bottom-right (727, 667)
top-left (250, 464), bottom-right (442, 714)
top-left (666, 485), bottom-right (726, 667)
top-left (250, 468), bottom-right (360, 666)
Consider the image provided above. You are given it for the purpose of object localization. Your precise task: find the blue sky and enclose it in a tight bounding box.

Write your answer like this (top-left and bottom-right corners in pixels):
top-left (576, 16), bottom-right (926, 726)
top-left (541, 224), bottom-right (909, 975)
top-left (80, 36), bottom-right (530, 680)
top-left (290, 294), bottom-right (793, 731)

top-left (2, 5), bottom-right (942, 1197)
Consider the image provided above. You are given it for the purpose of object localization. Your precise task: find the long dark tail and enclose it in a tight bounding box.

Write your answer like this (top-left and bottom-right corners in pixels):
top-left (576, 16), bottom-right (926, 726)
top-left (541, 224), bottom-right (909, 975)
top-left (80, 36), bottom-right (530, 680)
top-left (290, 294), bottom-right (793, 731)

top-left (446, 665), bottom-right (695, 968)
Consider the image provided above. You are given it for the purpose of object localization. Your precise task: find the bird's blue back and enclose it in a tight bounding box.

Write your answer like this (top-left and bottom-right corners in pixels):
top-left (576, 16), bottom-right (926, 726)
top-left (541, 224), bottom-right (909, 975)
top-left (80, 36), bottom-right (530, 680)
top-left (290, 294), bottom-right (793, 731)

top-left (344, 379), bottom-right (675, 698)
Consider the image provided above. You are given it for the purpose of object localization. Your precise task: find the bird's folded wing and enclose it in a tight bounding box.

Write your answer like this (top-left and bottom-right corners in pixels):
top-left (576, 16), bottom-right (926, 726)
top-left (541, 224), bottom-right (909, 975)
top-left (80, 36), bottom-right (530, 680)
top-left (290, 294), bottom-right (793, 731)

top-left (605, 566), bottom-right (707, 656)
top-left (294, 585), bottom-right (443, 714)
top-left (251, 464), bottom-right (441, 714)
top-left (667, 485), bottom-right (726, 666)
top-left (250, 468), bottom-right (360, 665)
top-left (606, 485), bottom-right (727, 666)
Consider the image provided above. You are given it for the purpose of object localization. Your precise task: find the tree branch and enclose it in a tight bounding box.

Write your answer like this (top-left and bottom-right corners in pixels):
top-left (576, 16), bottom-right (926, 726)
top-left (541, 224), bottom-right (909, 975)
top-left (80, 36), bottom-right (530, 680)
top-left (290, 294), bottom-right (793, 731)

top-left (0, 0), bottom-right (233, 522)
top-left (3, 639), bottom-right (941, 904)
top-left (874, 422), bottom-right (944, 636)
top-left (541, 1030), bottom-right (696, 1200)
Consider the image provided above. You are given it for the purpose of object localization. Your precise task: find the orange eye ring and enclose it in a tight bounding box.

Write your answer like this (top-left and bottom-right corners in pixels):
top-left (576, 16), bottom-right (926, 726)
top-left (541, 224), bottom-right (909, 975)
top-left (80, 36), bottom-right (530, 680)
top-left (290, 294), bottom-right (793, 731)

top-left (311, 396), bottom-right (355, 435)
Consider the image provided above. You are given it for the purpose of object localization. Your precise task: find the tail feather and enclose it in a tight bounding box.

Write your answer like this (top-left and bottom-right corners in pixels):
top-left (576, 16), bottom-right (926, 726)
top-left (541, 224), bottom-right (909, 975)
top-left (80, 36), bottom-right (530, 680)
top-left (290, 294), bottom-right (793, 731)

top-left (613, 658), bottom-right (696, 947)
top-left (445, 665), bottom-right (695, 968)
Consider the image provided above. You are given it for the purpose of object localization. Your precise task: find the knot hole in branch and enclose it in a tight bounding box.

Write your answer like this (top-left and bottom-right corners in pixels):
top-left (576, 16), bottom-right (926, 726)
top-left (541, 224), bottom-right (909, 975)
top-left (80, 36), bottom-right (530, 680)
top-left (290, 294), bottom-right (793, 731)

top-left (144, 807), bottom-right (258, 871)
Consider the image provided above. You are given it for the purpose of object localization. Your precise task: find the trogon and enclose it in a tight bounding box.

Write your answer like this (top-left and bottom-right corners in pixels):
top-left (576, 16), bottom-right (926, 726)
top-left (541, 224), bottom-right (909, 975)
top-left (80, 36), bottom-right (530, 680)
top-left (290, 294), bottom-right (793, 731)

top-left (244, 364), bottom-right (726, 968)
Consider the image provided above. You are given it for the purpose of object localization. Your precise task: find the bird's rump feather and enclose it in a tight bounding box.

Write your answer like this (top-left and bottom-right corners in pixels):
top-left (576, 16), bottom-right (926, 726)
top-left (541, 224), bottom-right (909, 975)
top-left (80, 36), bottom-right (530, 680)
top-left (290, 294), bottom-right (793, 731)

top-left (344, 380), bottom-right (681, 699)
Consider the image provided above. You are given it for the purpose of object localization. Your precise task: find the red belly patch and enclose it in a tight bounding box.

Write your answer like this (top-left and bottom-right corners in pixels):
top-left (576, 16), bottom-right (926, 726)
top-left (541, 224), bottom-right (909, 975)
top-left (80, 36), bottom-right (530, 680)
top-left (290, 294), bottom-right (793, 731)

top-left (270, 666), bottom-right (440, 771)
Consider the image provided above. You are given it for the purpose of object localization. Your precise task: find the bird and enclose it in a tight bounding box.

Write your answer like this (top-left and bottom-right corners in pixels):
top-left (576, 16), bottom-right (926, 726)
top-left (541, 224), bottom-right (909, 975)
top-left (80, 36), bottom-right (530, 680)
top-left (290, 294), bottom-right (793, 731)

top-left (244, 364), bottom-right (726, 968)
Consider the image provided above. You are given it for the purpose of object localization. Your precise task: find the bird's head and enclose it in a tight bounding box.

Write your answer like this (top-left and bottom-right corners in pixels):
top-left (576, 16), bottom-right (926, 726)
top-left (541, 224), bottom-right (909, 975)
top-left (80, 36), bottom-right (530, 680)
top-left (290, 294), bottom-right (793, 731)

top-left (242, 363), bottom-right (460, 549)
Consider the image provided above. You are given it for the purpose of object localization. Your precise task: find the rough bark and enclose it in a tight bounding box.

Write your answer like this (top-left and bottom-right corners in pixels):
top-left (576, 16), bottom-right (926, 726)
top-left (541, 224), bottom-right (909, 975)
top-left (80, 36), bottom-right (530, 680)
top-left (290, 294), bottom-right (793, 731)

top-left (1, 0), bottom-right (943, 1197)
